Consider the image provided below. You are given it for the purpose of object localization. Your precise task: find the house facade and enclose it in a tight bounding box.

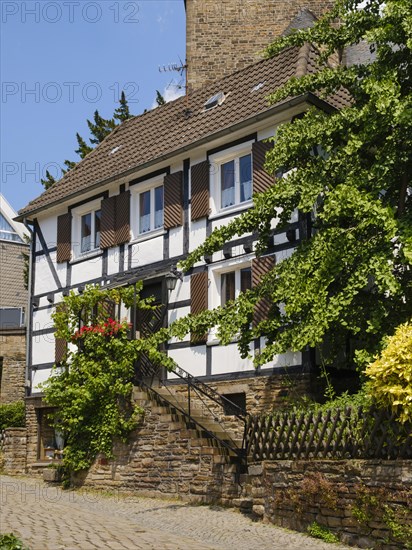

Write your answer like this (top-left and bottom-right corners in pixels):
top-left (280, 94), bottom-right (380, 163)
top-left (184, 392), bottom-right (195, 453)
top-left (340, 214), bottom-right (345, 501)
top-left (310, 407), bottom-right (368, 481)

top-left (0, 194), bottom-right (29, 404)
top-left (17, 0), bottom-right (348, 462)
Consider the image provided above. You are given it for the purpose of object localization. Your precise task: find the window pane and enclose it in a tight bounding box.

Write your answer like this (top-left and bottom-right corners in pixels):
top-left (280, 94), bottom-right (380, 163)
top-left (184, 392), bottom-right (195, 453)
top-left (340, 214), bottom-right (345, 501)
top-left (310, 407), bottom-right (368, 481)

top-left (221, 160), bottom-right (235, 208)
top-left (221, 271), bottom-right (236, 306)
top-left (239, 154), bottom-right (252, 202)
top-left (240, 267), bottom-right (252, 293)
top-left (154, 186), bottom-right (163, 229)
top-left (0, 231), bottom-right (22, 242)
top-left (139, 191), bottom-right (151, 233)
top-left (94, 210), bottom-right (101, 249)
top-left (81, 213), bottom-right (91, 253)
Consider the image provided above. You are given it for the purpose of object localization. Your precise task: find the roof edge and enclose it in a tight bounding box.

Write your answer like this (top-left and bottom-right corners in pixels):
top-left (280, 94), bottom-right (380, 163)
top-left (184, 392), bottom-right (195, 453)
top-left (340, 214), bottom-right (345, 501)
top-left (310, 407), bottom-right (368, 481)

top-left (16, 92), bottom-right (336, 222)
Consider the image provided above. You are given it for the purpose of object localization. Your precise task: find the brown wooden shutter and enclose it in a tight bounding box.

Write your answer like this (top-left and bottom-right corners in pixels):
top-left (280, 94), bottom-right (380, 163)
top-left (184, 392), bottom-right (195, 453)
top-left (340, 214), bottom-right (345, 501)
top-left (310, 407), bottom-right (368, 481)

top-left (100, 196), bottom-right (116, 249)
top-left (191, 161), bottom-right (210, 221)
top-left (252, 255), bottom-right (276, 325)
top-left (164, 171), bottom-right (183, 229)
top-left (115, 190), bottom-right (130, 245)
top-left (190, 271), bottom-right (208, 344)
top-left (252, 141), bottom-right (274, 195)
top-left (56, 213), bottom-right (71, 263)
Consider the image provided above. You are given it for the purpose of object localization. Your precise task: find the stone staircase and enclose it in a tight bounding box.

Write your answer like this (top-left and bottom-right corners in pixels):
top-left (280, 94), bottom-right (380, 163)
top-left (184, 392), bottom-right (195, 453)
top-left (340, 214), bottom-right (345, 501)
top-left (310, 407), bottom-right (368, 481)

top-left (133, 385), bottom-right (247, 475)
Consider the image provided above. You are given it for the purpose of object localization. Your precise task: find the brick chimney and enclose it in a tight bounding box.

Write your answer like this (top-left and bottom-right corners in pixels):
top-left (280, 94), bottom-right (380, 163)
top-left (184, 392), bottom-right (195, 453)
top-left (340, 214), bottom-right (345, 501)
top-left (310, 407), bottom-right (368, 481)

top-left (185, 0), bottom-right (335, 92)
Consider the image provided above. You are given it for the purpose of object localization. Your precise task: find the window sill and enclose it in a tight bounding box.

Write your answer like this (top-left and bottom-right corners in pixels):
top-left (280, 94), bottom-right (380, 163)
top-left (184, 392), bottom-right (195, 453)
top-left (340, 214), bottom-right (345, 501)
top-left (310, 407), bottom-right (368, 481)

top-left (129, 228), bottom-right (166, 245)
top-left (209, 200), bottom-right (253, 221)
top-left (70, 249), bottom-right (102, 264)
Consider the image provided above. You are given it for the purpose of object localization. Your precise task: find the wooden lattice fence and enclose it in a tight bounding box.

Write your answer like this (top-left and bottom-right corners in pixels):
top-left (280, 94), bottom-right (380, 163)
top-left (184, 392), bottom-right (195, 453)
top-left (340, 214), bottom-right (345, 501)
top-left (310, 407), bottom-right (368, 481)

top-left (246, 407), bottom-right (412, 461)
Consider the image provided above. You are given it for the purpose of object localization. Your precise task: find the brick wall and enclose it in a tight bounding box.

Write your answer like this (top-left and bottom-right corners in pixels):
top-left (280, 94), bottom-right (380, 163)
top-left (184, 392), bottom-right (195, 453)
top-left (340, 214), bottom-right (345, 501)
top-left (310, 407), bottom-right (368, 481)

top-left (185, 0), bottom-right (335, 92)
top-left (0, 329), bottom-right (26, 404)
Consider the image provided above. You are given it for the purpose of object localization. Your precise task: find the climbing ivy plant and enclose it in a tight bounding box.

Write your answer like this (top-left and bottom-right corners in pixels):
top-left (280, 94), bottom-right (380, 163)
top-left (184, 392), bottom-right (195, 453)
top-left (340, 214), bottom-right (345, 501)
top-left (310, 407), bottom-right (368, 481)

top-left (41, 283), bottom-right (165, 473)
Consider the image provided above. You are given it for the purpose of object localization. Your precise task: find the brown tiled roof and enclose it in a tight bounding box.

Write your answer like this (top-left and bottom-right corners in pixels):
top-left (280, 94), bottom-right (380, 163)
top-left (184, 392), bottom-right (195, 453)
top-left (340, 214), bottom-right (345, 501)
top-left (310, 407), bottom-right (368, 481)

top-left (19, 45), bottom-right (350, 218)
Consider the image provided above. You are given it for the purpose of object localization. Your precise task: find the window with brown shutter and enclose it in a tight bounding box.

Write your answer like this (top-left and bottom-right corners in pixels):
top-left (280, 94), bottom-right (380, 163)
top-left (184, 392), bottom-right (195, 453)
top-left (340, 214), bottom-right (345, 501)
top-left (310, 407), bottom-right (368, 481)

top-left (190, 271), bottom-right (208, 344)
top-left (114, 190), bottom-right (130, 245)
top-left (252, 255), bottom-right (276, 325)
top-left (191, 161), bottom-right (210, 221)
top-left (252, 141), bottom-right (274, 195)
top-left (56, 213), bottom-right (72, 263)
top-left (100, 196), bottom-right (116, 249)
top-left (164, 172), bottom-right (183, 229)
top-left (100, 192), bottom-right (131, 249)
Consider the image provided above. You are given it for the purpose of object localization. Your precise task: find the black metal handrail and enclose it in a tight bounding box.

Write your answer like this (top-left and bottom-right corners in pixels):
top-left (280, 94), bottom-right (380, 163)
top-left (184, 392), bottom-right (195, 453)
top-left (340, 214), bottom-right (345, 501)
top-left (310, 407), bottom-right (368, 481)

top-left (168, 364), bottom-right (247, 421)
top-left (140, 382), bottom-right (246, 459)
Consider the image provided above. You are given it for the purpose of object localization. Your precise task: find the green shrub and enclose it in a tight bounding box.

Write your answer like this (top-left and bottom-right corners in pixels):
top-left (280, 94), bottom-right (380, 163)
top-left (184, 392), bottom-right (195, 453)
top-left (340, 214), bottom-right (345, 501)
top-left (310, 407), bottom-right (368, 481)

top-left (365, 321), bottom-right (412, 424)
top-left (0, 402), bottom-right (25, 431)
top-left (307, 522), bottom-right (340, 543)
top-left (0, 533), bottom-right (30, 550)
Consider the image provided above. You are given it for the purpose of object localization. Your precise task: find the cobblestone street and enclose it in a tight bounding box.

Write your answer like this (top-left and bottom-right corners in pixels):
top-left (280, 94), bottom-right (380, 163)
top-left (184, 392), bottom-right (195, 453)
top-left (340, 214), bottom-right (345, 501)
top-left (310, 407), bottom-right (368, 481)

top-left (0, 475), bottom-right (354, 550)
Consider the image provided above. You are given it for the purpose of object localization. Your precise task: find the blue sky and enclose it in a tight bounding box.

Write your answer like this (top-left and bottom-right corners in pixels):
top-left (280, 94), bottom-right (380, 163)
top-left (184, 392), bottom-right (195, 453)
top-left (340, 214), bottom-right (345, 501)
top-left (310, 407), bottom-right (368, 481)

top-left (1, 0), bottom-right (186, 213)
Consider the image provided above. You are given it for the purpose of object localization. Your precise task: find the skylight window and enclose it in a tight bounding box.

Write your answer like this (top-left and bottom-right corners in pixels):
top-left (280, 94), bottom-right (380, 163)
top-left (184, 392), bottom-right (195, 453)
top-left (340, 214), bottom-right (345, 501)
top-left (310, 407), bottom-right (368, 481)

top-left (204, 91), bottom-right (225, 111)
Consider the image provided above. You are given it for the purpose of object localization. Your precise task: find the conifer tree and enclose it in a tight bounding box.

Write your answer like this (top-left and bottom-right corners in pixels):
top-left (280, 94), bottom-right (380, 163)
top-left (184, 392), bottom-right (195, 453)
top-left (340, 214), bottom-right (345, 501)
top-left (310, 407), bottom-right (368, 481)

top-left (114, 91), bottom-right (132, 122)
top-left (87, 110), bottom-right (117, 145)
top-left (74, 133), bottom-right (93, 159)
top-left (156, 90), bottom-right (166, 106)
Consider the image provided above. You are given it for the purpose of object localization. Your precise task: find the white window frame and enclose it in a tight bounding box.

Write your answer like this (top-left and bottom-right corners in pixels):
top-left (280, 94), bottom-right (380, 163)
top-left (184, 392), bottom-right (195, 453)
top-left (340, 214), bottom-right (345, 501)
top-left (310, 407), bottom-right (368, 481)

top-left (208, 256), bottom-right (253, 343)
top-left (71, 198), bottom-right (102, 260)
top-left (130, 176), bottom-right (164, 242)
top-left (209, 140), bottom-right (254, 217)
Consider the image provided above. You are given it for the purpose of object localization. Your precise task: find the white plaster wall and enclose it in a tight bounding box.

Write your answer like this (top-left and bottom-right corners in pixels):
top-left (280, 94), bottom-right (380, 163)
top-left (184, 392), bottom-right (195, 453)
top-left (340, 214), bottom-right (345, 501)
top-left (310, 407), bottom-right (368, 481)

top-left (169, 226), bottom-right (184, 258)
top-left (189, 218), bottom-right (207, 253)
top-left (70, 256), bottom-right (102, 285)
top-left (167, 346), bottom-right (207, 378)
top-left (32, 368), bottom-right (53, 393)
top-left (130, 236), bottom-right (163, 268)
top-left (260, 349), bottom-right (302, 370)
top-left (168, 305), bottom-right (190, 344)
top-left (38, 216), bottom-right (58, 250)
top-left (32, 308), bottom-right (54, 332)
top-left (32, 335), bottom-right (55, 365)
top-left (107, 247), bottom-right (122, 276)
top-left (211, 343), bottom-right (253, 375)
top-left (169, 277), bottom-right (190, 304)
top-left (276, 247), bottom-right (295, 263)
top-left (34, 255), bottom-right (59, 295)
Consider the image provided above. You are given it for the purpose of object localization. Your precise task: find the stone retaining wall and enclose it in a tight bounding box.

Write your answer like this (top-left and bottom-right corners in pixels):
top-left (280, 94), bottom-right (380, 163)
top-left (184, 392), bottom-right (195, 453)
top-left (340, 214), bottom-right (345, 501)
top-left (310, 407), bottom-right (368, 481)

top-left (2, 427), bottom-right (27, 474)
top-left (241, 460), bottom-right (412, 549)
top-left (0, 329), bottom-right (26, 404)
top-left (71, 389), bottom-right (242, 504)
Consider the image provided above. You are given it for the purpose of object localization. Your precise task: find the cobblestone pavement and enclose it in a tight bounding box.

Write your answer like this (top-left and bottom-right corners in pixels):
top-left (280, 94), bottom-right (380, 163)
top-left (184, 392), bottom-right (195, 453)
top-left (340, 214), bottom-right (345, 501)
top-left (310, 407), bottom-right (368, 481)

top-left (1, 475), bottom-right (354, 550)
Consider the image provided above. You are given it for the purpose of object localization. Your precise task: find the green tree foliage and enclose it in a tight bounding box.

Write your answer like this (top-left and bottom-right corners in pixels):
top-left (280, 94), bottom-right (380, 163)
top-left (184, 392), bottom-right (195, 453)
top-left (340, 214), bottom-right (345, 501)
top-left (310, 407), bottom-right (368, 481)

top-left (40, 92), bottom-right (133, 190)
top-left (74, 132), bottom-right (93, 159)
top-left (86, 109), bottom-right (117, 145)
top-left (0, 401), bottom-right (25, 430)
top-left (176, 0), bottom-right (412, 371)
top-left (366, 321), bottom-right (412, 423)
top-left (40, 170), bottom-right (56, 190)
top-left (41, 284), bottom-right (168, 472)
top-left (155, 90), bottom-right (166, 106)
top-left (114, 90), bottom-right (133, 122)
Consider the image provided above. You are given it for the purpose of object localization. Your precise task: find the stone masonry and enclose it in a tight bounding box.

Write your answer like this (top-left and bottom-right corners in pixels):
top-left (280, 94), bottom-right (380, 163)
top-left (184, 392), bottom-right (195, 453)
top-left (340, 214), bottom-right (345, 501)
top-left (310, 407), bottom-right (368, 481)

top-left (185, 0), bottom-right (335, 92)
top-left (0, 328), bottom-right (26, 404)
top-left (241, 460), bottom-right (412, 549)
